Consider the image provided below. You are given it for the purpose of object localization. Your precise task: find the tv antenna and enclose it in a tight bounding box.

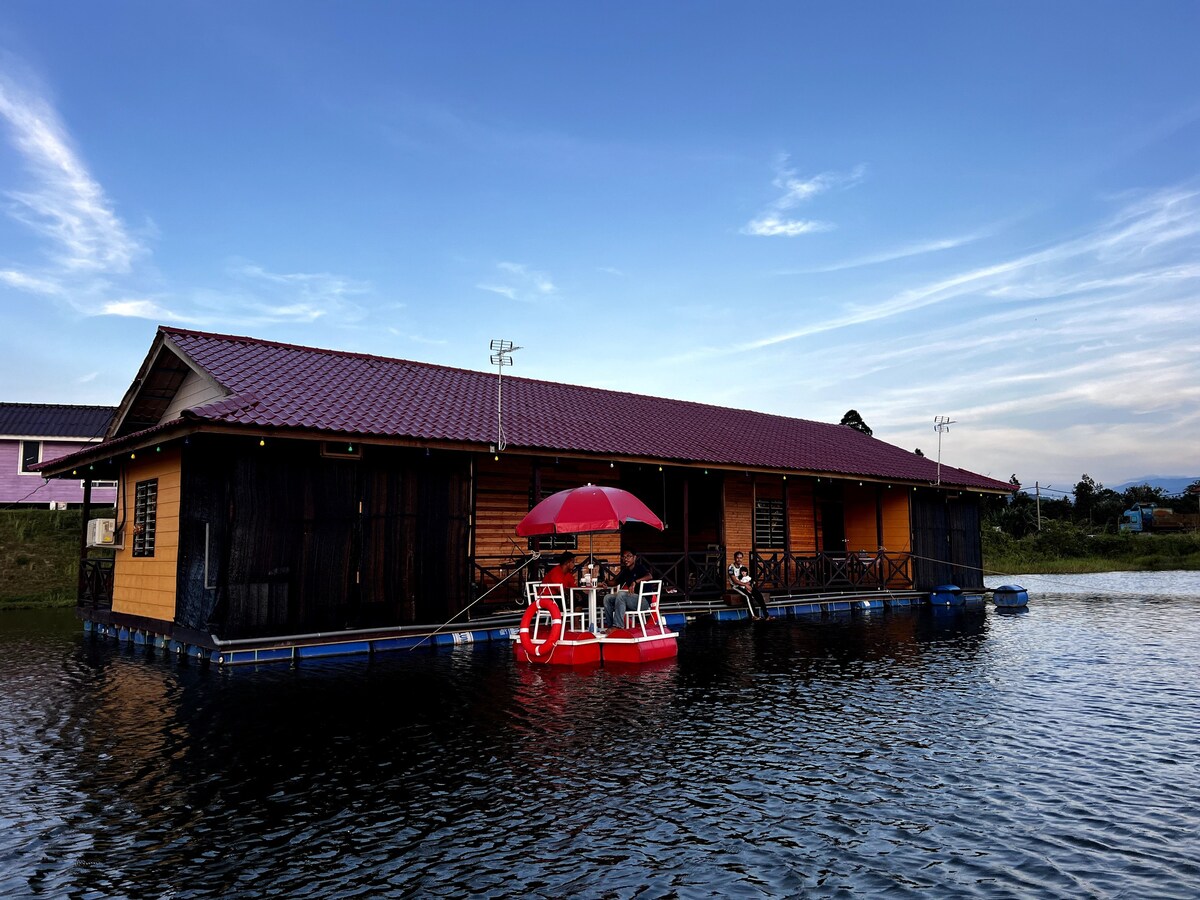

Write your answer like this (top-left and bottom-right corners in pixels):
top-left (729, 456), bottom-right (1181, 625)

top-left (933, 415), bottom-right (956, 485)
top-left (489, 339), bottom-right (522, 452)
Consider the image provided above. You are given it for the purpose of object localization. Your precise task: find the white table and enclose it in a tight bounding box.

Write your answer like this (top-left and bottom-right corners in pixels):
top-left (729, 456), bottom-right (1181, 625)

top-left (570, 586), bottom-right (608, 633)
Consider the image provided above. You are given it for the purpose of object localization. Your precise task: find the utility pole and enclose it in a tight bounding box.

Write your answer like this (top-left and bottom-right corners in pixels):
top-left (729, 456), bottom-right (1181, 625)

top-left (1035, 482), bottom-right (1045, 532)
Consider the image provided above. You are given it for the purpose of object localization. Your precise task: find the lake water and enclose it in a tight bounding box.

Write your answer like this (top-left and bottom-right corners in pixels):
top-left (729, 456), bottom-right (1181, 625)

top-left (2, 573), bottom-right (1199, 898)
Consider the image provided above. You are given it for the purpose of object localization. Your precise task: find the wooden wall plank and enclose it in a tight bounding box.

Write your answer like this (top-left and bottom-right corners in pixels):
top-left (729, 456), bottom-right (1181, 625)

top-left (112, 448), bottom-right (181, 623)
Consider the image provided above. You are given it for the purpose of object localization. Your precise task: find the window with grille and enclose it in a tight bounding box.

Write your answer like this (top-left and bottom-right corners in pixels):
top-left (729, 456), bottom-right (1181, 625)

top-left (527, 487), bottom-right (578, 551)
top-left (133, 479), bottom-right (158, 558)
top-left (754, 498), bottom-right (785, 549)
top-left (20, 441), bottom-right (41, 473)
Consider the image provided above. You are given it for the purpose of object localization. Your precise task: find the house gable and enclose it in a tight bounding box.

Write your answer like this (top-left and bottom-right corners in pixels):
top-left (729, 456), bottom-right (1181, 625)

top-left (109, 333), bottom-right (227, 439)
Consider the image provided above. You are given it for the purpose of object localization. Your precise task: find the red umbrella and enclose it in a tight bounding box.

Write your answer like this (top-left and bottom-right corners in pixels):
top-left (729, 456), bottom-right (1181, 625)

top-left (516, 484), bottom-right (664, 536)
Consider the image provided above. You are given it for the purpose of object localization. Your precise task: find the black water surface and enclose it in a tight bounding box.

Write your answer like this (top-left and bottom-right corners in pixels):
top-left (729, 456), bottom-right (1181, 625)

top-left (2, 590), bottom-right (1198, 898)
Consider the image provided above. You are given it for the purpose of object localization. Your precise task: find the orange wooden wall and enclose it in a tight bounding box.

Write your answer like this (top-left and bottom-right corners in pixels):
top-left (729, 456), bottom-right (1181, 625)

top-left (786, 479), bottom-right (818, 553)
top-left (881, 488), bottom-right (912, 554)
top-left (111, 448), bottom-right (181, 622)
top-left (843, 484), bottom-right (880, 554)
top-left (472, 455), bottom-right (622, 563)
top-left (723, 476), bottom-right (753, 555)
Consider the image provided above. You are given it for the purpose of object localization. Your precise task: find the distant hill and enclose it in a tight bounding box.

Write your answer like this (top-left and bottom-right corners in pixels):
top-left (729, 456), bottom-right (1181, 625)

top-left (1111, 476), bottom-right (1199, 495)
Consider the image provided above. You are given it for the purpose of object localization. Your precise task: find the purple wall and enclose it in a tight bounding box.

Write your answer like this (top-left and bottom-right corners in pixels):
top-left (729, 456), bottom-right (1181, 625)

top-left (0, 439), bottom-right (118, 506)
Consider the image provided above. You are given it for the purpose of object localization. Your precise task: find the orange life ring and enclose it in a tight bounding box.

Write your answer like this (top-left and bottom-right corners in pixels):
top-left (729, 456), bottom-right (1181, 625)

top-left (518, 597), bottom-right (563, 661)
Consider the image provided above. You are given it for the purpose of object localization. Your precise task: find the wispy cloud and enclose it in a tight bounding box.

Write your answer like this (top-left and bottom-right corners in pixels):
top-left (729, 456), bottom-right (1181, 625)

top-left (743, 216), bottom-right (833, 237)
top-left (0, 73), bottom-right (142, 274)
top-left (476, 261), bottom-right (557, 302)
top-left (226, 262), bottom-right (370, 323)
top-left (100, 298), bottom-right (197, 322)
top-left (0, 63), bottom-right (376, 334)
top-left (782, 233), bottom-right (985, 273)
top-left (742, 186), bottom-right (1200, 352)
top-left (0, 268), bottom-right (61, 294)
top-left (741, 157), bottom-right (864, 237)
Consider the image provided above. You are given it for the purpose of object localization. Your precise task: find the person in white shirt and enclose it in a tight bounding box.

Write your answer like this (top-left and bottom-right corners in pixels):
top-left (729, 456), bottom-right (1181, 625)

top-left (728, 551), bottom-right (768, 620)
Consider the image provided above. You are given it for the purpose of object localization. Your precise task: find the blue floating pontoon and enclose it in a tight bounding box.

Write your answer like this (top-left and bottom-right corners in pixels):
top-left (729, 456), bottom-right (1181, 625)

top-left (992, 584), bottom-right (1029, 608)
top-left (929, 584), bottom-right (965, 606)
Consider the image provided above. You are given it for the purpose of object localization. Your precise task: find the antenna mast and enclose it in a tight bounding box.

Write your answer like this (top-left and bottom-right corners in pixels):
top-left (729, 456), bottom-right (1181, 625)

top-left (933, 415), bottom-right (956, 485)
top-left (489, 339), bottom-right (521, 452)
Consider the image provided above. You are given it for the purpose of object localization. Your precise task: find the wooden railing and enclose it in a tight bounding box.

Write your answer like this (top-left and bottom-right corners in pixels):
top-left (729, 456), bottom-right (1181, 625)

top-left (751, 549), bottom-right (912, 593)
top-left (79, 558), bottom-right (115, 610)
top-left (469, 547), bottom-right (913, 615)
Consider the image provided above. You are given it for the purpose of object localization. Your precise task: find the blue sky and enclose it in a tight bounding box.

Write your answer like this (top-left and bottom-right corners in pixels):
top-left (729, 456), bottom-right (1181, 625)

top-left (1, 2), bottom-right (1198, 493)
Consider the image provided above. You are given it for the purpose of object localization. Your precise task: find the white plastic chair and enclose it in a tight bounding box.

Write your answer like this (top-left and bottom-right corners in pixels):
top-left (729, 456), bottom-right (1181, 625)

top-left (525, 581), bottom-right (585, 633)
top-left (624, 580), bottom-right (663, 635)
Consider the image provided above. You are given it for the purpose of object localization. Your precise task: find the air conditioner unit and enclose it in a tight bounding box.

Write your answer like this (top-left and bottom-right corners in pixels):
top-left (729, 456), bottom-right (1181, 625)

top-left (48, 501), bottom-right (68, 510)
top-left (87, 518), bottom-right (118, 548)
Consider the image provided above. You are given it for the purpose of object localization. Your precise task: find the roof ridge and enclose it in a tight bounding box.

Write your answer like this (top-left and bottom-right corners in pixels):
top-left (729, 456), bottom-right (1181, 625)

top-left (160, 325), bottom-right (494, 380)
top-left (161, 325), bottom-right (831, 428)
top-left (0, 401), bottom-right (116, 410)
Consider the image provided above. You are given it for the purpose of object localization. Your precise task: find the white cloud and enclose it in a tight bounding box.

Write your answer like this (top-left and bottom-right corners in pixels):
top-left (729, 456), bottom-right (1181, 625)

top-left (101, 298), bottom-right (189, 320)
top-left (0, 63), bottom-right (376, 335)
top-left (0, 75), bottom-right (142, 274)
top-left (785, 233), bottom-right (985, 273)
top-left (742, 157), bottom-right (865, 238)
top-left (741, 216), bottom-right (833, 237)
top-left (0, 268), bottom-right (61, 294)
top-left (231, 263), bottom-right (370, 299)
top-left (743, 185), bottom-right (1200, 352)
top-left (177, 262), bottom-right (373, 326)
top-left (476, 283), bottom-right (517, 300)
top-left (477, 261), bottom-right (557, 302)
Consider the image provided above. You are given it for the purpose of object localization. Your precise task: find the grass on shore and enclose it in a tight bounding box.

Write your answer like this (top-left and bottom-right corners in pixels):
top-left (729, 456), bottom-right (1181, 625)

top-left (982, 524), bottom-right (1200, 577)
top-left (0, 508), bottom-right (114, 610)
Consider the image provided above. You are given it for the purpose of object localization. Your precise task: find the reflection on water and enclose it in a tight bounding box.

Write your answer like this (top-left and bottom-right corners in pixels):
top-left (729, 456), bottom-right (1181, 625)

top-left (2, 578), bottom-right (1199, 898)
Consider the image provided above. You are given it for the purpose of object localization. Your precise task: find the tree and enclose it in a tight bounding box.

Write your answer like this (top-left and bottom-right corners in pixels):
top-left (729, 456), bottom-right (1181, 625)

top-left (1073, 474), bottom-right (1100, 525)
top-left (1091, 487), bottom-right (1125, 533)
top-left (1122, 483), bottom-right (1165, 507)
top-left (840, 409), bottom-right (872, 436)
top-left (999, 489), bottom-right (1038, 538)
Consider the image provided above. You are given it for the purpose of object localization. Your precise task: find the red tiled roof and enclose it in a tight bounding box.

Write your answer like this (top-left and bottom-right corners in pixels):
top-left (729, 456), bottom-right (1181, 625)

top-left (154, 327), bottom-right (1012, 493)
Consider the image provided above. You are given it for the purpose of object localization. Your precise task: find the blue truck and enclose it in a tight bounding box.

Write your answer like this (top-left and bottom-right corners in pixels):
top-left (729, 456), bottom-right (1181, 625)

top-left (1119, 503), bottom-right (1200, 533)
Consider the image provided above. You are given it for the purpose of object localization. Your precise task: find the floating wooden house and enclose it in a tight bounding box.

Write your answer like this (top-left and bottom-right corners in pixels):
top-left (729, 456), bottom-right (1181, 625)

top-left (41, 327), bottom-right (1013, 663)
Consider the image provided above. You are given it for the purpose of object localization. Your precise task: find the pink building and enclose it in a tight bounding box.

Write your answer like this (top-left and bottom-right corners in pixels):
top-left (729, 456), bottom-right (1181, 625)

top-left (0, 403), bottom-right (117, 507)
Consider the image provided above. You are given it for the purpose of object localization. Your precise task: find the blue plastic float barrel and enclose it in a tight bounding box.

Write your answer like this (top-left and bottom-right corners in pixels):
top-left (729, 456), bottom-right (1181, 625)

top-left (929, 584), bottom-right (964, 606)
top-left (993, 584), bottom-right (1029, 607)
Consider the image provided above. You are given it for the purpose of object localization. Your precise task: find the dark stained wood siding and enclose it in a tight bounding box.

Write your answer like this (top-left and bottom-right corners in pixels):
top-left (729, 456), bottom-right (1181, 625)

top-left (911, 491), bottom-right (984, 590)
top-left (177, 437), bottom-right (470, 638)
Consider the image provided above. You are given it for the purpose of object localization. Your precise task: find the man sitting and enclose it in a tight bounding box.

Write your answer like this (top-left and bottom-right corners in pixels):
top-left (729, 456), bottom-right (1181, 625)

top-left (728, 551), bottom-right (768, 620)
top-left (602, 548), bottom-right (652, 630)
top-left (541, 550), bottom-right (577, 593)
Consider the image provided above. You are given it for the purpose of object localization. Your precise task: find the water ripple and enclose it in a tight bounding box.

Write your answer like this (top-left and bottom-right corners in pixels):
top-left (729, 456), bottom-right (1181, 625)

top-left (2, 586), bottom-right (1200, 898)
